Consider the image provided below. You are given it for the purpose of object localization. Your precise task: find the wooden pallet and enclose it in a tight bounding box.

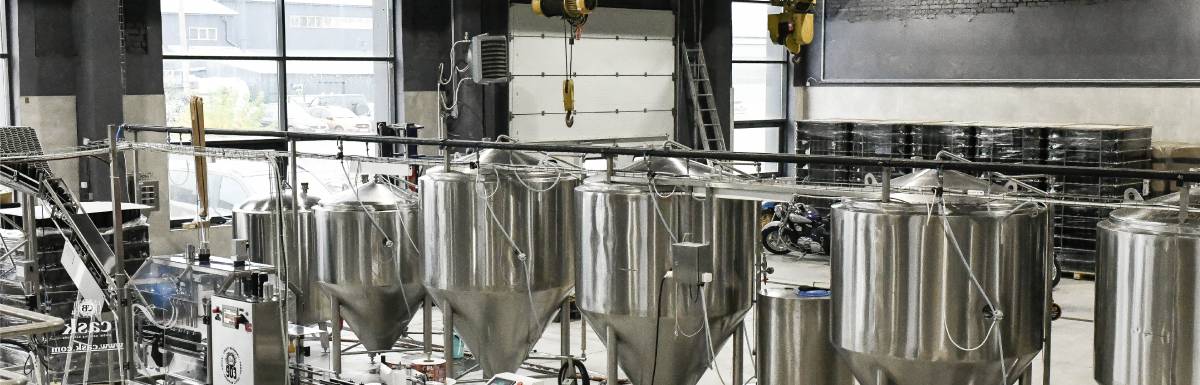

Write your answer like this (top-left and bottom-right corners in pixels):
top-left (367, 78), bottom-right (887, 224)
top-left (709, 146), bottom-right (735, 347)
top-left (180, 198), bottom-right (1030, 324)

top-left (1070, 272), bottom-right (1095, 281)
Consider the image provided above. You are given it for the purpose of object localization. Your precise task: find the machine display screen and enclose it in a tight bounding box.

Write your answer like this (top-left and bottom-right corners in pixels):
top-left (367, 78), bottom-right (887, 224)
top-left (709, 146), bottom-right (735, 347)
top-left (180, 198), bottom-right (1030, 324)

top-left (488, 379), bottom-right (517, 385)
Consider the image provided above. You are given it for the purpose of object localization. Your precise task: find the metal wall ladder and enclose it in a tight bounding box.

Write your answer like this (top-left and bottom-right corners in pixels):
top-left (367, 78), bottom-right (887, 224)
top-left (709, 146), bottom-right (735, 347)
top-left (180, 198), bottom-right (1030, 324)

top-left (683, 45), bottom-right (727, 151)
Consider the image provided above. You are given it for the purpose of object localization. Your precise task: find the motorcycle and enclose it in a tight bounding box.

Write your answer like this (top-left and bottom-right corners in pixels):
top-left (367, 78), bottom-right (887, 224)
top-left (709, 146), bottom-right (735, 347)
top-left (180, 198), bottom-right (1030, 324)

top-left (761, 199), bottom-right (830, 255)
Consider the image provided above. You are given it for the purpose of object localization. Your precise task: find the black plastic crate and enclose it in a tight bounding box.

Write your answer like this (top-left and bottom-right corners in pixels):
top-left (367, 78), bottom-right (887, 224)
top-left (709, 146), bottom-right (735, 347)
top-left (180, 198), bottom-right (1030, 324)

top-left (1055, 205), bottom-right (1118, 217)
top-left (909, 123), bottom-right (975, 160)
top-left (848, 121), bottom-right (912, 181)
top-left (1046, 148), bottom-right (1153, 165)
top-left (848, 122), bottom-right (910, 159)
top-left (803, 165), bottom-right (851, 184)
top-left (975, 124), bottom-right (1049, 164)
top-left (1056, 247), bottom-right (1096, 274)
top-left (1049, 124), bottom-right (1152, 143)
top-left (1054, 182), bottom-right (1146, 199)
top-left (798, 120), bottom-right (854, 156)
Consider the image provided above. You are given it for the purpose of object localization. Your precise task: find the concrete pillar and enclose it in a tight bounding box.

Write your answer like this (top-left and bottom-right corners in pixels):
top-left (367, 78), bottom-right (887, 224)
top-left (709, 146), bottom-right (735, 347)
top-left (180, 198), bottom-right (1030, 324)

top-left (13, 0), bottom-right (163, 200)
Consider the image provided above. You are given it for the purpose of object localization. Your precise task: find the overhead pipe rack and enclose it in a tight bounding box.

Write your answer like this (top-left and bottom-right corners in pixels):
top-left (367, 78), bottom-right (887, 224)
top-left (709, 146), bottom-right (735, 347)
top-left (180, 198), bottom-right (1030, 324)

top-left (121, 124), bottom-right (1200, 184)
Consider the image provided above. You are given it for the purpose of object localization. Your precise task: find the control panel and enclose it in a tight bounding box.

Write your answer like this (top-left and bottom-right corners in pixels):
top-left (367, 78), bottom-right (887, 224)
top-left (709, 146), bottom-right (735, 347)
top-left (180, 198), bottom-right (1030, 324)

top-left (209, 295), bottom-right (286, 385)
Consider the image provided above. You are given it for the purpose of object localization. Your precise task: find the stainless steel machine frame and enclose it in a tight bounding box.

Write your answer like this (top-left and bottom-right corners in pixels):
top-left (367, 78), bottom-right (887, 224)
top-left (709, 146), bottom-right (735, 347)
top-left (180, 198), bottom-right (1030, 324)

top-left (232, 187), bottom-right (325, 325)
top-left (420, 149), bottom-right (579, 378)
top-left (830, 169), bottom-right (1052, 385)
top-left (314, 178), bottom-right (425, 375)
top-left (757, 287), bottom-right (854, 385)
top-left (98, 124), bottom-right (1200, 384)
top-left (1095, 184), bottom-right (1199, 385)
top-left (575, 158), bottom-right (757, 385)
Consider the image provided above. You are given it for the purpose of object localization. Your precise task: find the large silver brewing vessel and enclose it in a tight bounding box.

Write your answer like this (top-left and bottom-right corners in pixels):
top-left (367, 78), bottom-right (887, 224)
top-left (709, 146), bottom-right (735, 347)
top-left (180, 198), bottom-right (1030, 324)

top-left (831, 169), bottom-right (1049, 385)
top-left (1096, 188), bottom-right (1200, 385)
top-left (315, 180), bottom-right (424, 351)
top-left (232, 188), bottom-right (325, 324)
top-left (420, 149), bottom-right (578, 376)
top-left (758, 287), bottom-right (855, 385)
top-left (575, 158), bottom-right (756, 385)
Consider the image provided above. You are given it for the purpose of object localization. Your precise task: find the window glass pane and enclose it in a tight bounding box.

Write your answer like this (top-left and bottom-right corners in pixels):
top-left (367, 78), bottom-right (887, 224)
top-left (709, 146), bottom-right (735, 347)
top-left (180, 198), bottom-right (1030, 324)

top-left (732, 126), bottom-right (781, 173)
top-left (167, 154), bottom-right (271, 221)
top-left (164, 59), bottom-right (281, 130)
top-left (161, 0), bottom-right (280, 56)
top-left (284, 0), bottom-right (393, 57)
top-left (285, 60), bottom-right (391, 133)
top-left (733, 63), bottom-right (786, 120)
top-left (732, 2), bottom-right (787, 61)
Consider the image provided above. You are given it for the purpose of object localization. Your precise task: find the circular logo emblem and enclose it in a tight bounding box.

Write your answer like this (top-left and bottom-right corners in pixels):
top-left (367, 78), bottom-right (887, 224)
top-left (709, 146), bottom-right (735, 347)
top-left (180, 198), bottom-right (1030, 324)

top-left (221, 347), bottom-right (242, 383)
top-left (74, 300), bottom-right (100, 318)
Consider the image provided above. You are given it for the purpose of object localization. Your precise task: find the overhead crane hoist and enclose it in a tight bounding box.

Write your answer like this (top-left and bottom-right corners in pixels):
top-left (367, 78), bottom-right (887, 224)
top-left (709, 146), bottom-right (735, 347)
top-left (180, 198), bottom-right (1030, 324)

top-left (532, 0), bottom-right (597, 128)
top-left (769, 0), bottom-right (817, 54)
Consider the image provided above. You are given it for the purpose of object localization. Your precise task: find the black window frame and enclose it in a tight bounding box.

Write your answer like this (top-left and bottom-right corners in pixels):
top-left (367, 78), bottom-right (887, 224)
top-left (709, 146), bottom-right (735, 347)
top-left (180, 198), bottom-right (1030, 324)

top-left (161, 0), bottom-right (400, 228)
top-left (731, 0), bottom-right (792, 176)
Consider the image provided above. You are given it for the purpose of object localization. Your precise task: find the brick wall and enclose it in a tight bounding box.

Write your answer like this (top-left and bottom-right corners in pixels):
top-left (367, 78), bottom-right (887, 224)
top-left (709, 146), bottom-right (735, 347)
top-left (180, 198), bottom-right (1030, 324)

top-left (827, 0), bottom-right (1116, 22)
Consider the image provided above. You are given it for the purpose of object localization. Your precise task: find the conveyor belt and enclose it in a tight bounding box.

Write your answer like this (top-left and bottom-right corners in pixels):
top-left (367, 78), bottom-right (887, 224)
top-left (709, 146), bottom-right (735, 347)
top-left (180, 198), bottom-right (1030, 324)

top-left (0, 127), bottom-right (118, 307)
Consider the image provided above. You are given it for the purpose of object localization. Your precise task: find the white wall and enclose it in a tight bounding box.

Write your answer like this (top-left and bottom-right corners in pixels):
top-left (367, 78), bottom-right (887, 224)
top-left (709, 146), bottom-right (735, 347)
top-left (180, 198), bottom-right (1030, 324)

top-left (802, 86), bottom-right (1200, 144)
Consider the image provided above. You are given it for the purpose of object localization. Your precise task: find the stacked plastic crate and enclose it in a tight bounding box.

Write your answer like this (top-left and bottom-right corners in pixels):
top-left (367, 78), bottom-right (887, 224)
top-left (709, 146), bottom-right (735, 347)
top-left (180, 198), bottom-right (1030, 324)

top-left (796, 119), bottom-right (855, 185)
top-left (1047, 124), bottom-right (1153, 274)
top-left (846, 121), bottom-right (912, 184)
top-left (974, 122), bottom-right (1049, 164)
top-left (909, 122), bottom-right (975, 161)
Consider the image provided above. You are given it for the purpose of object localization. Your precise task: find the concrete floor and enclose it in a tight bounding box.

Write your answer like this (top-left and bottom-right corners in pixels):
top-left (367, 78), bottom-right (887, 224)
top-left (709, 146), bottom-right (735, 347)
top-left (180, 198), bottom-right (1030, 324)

top-left (306, 254), bottom-right (1100, 385)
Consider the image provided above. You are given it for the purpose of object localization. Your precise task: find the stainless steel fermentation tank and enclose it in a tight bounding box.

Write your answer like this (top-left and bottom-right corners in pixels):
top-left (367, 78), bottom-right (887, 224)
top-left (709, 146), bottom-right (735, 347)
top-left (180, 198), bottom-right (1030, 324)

top-left (420, 149), bottom-right (578, 376)
top-left (831, 169), bottom-right (1049, 385)
top-left (232, 187), bottom-right (326, 325)
top-left (1096, 188), bottom-right (1200, 385)
top-left (758, 287), bottom-right (855, 385)
top-left (575, 158), bottom-right (756, 385)
top-left (315, 180), bottom-right (425, 352)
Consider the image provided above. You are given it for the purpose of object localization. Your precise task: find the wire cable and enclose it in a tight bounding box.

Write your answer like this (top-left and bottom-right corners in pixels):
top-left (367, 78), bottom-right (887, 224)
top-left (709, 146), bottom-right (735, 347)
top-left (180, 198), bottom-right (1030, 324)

top-left (648, 274), bottom-right (670, 385)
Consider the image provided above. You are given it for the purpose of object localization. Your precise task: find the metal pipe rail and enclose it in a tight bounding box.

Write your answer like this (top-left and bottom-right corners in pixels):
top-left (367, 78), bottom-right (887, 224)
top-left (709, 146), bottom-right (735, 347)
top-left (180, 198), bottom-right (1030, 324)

top-left (120, 124), bottom-right (1200, 183)
top-left (0, 303), bottom-right (65, 338)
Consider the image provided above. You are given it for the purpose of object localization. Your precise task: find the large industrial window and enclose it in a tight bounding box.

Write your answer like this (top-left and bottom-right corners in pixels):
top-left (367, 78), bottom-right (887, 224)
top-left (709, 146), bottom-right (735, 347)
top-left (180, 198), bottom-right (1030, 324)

top-left (731, 0), bottom-right (789, 174)
top-left (160, 0), bottom-right (397, 224)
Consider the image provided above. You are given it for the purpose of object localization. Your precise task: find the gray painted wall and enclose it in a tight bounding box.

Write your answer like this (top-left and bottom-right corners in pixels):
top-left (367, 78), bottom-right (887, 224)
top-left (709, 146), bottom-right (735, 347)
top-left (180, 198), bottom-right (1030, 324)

top-left (802, 86), bottom-right (1200, 144)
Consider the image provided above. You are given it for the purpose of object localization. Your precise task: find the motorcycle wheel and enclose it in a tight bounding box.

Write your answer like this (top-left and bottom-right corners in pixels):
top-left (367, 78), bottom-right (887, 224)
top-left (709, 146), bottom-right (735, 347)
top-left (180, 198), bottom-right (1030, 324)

top-left (761, 227), bottom-right (792, 255)
top-left (1052, 259), bottom-right (1062, 288)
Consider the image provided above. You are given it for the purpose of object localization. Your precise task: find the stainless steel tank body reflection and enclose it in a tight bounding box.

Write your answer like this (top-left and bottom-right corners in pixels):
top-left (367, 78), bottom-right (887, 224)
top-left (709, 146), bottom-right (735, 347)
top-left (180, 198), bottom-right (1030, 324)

top-left (831, 169), bottom-right (1049, 385)
top-left (758, 287), bottom-right (855, 385)
top-left (575, 158), bottom-right (756, 385)
top-left (1096, 187), bottom-right (1200, 385)
top-left (233, 187), bottom-right (325, 325)
top-left (315, 180), bottom-right (425, 352)
top-left (420, 149), bottom-right (578, 377)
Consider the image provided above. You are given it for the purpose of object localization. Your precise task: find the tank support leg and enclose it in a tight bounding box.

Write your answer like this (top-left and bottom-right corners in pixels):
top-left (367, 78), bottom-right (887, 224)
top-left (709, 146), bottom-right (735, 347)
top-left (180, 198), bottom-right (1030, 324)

top-left (424, 295), bottom-right (434, 360)
top-left (560, 298), bottom-right (575, 382)
top-left (320, 321), bottom-right (330, 353)
top-left (1020, 369), bottom-right (1033, 385)
top-left (606, 326), bottom-right (618, 385)
top-left (561, 298), bottom-right (572, 356)
top-left (444, 302), bottom-right (455, 378)
top-left (332, 296), bottom-right (343, 376)
top-left (733, 322), bottom-right (745, 383)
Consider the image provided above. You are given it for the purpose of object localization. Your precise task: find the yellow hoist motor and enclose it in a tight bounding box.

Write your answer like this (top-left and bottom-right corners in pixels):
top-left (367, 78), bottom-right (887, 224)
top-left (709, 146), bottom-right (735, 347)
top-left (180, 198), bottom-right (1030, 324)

top-left (769, 0), bottom-right (817, 54)
top-left (533, 0), bottom-right (597, 127)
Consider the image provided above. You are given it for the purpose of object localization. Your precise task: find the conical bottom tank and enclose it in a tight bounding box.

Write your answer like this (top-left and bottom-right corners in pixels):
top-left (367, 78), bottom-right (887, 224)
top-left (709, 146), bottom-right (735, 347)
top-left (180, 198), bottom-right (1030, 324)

top-left (420, 150), bottom-right (577, 376)
top-left (316, 181), bottom-right (424, 351)
top-left (831, 170), bottom-right (1048, 385)
top-left (575, 175), bottom-right (756, 385)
